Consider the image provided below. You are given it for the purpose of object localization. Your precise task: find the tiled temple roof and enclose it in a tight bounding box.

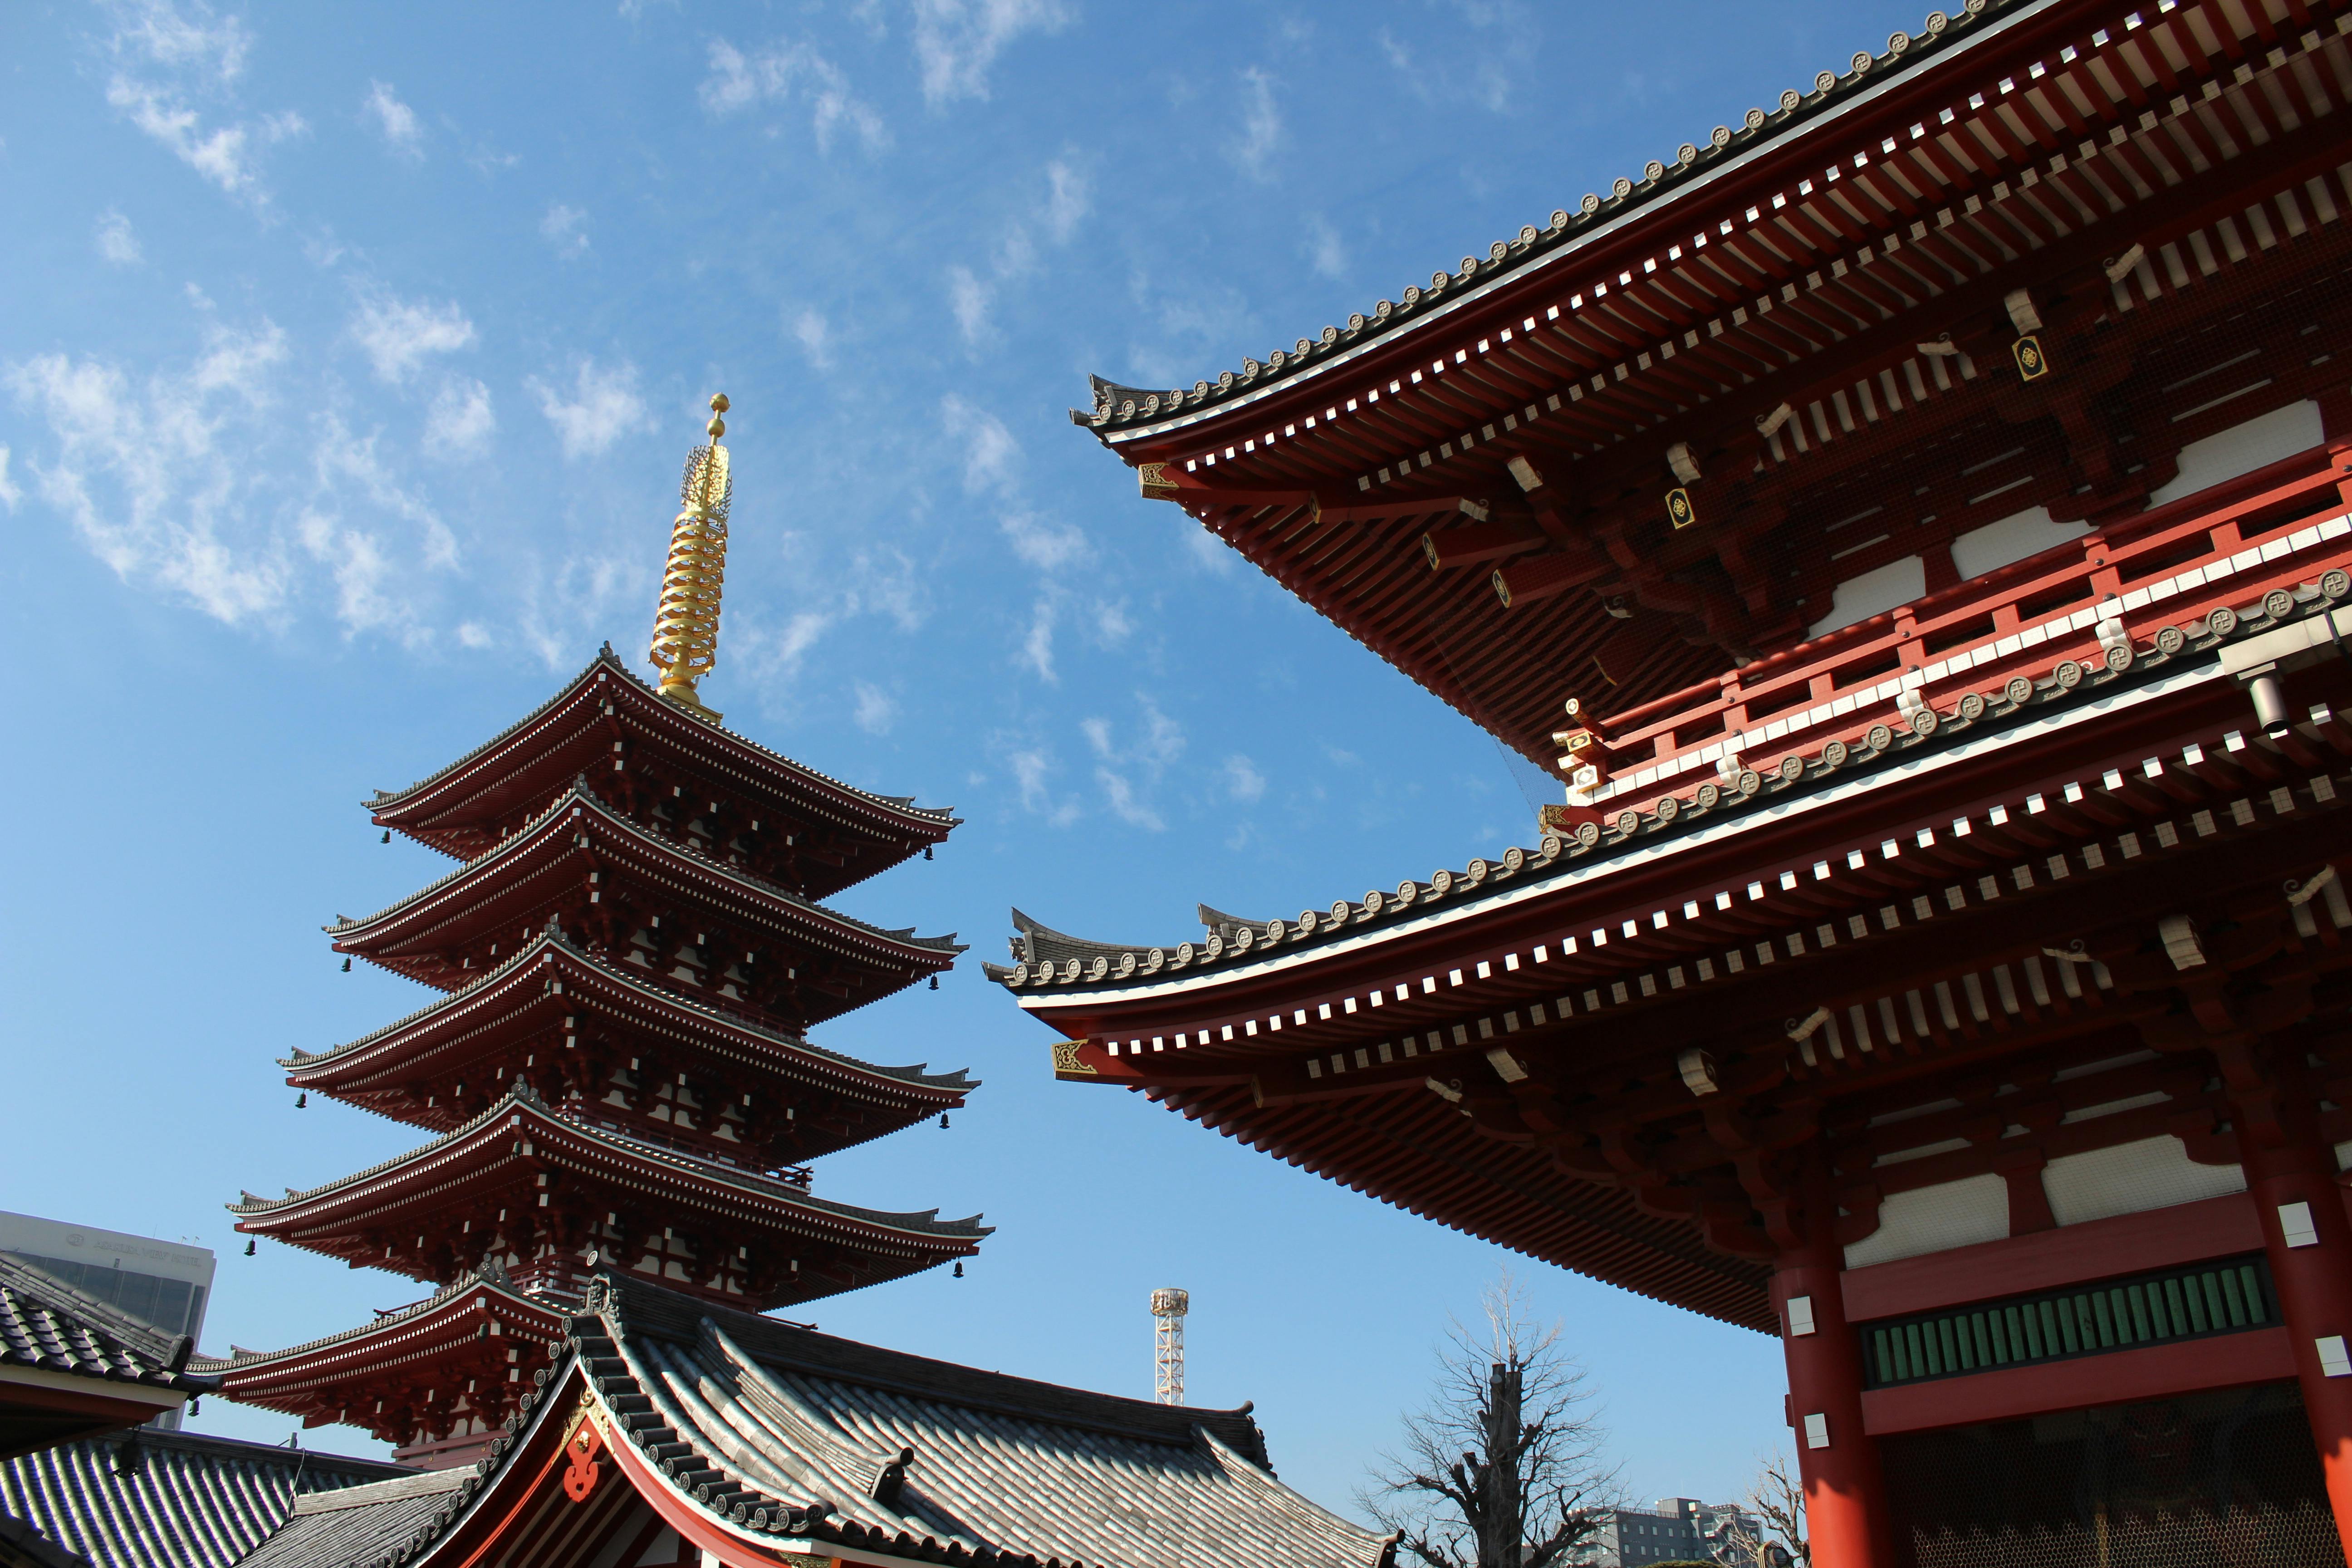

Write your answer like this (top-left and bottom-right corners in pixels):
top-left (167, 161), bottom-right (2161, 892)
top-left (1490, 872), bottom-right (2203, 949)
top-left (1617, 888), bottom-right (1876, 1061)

top-left (991, 578), bottom-right (2348, 994)
top-left (237, 1471), bottom-right (470, 1568)
top-left (0, 1259), bottom-right (214, 1404)
top-left (0, 1429), bottom-right (407, 1568)
top-left (1073, 1), bottom-right (2017, 436)
top-left (252, 1273), bottom-right (1391, 1568)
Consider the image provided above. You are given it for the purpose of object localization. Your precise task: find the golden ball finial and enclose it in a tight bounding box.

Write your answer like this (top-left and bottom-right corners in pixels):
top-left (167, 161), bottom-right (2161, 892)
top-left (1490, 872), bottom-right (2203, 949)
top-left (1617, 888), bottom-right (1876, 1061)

top-left (707, 392), bottom-right (729, 441)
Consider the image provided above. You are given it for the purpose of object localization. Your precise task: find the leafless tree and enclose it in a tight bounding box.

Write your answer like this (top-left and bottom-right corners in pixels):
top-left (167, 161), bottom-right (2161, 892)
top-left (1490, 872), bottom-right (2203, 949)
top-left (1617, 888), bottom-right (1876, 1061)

top-left (1358, 1272), bottom-right (1617, 1568)
top-left (1710, 1453), bottom-right (1806, 1568)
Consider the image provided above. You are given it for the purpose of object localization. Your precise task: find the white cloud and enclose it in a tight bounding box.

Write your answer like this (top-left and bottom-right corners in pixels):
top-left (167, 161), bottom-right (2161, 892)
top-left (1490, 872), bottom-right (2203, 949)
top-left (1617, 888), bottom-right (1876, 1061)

top-left (1230, 68), bottom-right (1282, 181)
top-left (540, 203), bottom-right (589, 259)
top-left (0, 447), bottom-right (19, 510)
top-left (790, 308), bottom-right (832, 370)
top-left (1093, 598), bottom-right (1132, 645)
top-left (940, 394), bottom-right (1019, 494)
top-left (104, 0), bottom-right (250, 81)
top-left (999, 510), bottom-right (1085, 571)
top-left (456, 620), bottom-right (492, 648)
top-left (527, 358), bottom-right (651, 459)
top-left (946, 265), bottom-right (991, 348)
top-left (853, 681), bottom-right (899, 734)
top-left (423, 376), bottom-right (495, 460)
top-left (1096, 767), bottom-right (1164, 831)
top-left (1044, 157), bottom-right (1088, 243)
top-left (1181, 521), bottom-right (1233, 574)
top-left (362, 80), bottom-right (423, 157)
top-left (911, 0), bottom-right (1071, 106)
top-left (350, 291), bottom-right (476, 384)
top-left (95, 210), bottom-right (143, 266)
top-left (1222, 754), bottom-right (1267, 803)
top-left (1303, 213), bottom-right (1345, 280)
top-left (700, 37), bottom-right (887, 153)
top-left (100, 3), bottom-right (305, 208)
top-left (5, 316), bottom-right (290, 622)
top-left (1018, 593), bottom-right (1058, 682)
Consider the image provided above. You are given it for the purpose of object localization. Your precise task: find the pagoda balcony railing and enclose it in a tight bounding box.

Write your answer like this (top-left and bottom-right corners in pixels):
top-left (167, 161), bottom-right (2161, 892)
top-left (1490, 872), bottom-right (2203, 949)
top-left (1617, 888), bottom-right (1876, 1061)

top-left (1585, 443), bottom-right (2352, 814)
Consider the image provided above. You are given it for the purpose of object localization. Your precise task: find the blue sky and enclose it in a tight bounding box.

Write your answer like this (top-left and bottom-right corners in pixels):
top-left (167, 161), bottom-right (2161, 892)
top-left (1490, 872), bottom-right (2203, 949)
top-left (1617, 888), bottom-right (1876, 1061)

top-left (1, 0), bottom-right (1928, 1521)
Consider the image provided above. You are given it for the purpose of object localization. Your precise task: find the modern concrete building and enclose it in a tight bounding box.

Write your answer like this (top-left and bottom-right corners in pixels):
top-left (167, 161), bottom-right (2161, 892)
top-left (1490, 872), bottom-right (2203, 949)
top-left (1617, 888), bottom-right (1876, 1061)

top-left (1593, 1498), bottom-right (1763, 1568)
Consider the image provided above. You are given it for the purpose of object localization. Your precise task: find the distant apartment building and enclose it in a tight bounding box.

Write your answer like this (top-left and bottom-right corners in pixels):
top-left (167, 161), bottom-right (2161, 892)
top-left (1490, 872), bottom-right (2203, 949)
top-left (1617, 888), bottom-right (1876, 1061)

top-left (1591, 1497), bottom-right (1764, 1568)
top-left (0, 1210), bottom-right (215, 1431)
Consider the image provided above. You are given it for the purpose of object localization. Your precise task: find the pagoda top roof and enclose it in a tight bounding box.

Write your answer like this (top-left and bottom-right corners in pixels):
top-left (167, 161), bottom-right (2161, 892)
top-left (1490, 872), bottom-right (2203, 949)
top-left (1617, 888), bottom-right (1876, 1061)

top-left (230, 1083), bottom-right (990, 1257)
top-left (285, 927), bottom-right (974, 1118)
top-left (368, 647), bottom-right (956, 869)
top-left (330, 781), bottom-right (963, 1000)
top-left (262, 1272), bottom-right (1391, 1568)
top-left (1073, 0), bottom-right (2020, 440)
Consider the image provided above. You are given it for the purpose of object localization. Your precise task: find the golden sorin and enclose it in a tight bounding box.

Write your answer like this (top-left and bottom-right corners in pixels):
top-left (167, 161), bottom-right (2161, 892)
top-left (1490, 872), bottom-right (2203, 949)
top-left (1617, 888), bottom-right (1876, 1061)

top-left (651, 393), bottom-right (732, 720)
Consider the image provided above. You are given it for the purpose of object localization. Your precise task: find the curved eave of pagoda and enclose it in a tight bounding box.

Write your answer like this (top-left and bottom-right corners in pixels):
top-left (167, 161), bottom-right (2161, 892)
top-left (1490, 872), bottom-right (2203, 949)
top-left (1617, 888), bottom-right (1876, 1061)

top-left (281, 929), bottom-right (975, 1137)
top-left (206, 1274), bottom-right (564, 1398)
top-left (329, 780), bottom-right (964, 989)
top-left (1073, 0), bottom-right (2046, 446)
top-left (227, 1088), bottom-right (990, 1259)
top-left (368, 648), bottom-right (958, 865)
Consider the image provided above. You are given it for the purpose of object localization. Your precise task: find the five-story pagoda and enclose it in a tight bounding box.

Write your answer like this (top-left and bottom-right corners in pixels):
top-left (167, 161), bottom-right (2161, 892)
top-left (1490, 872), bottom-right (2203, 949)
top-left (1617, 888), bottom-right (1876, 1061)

top-left (214, 397), bottom-right (984, 1467)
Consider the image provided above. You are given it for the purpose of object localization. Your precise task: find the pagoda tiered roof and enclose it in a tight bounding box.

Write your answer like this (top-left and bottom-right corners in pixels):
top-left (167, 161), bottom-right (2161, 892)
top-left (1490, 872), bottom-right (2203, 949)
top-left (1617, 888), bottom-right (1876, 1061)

top-left (206, 1269), bottom-right (565, 1456)
top-left (284, 929), bottom-right (972, 1163)
top-left (328, 781), bottom-right (961, 1027)
top-left (230, 1086), bottom-right (988, 1313)
top-left (368, 648), bottom-right (956, 898)
top-left (1066, 0), bottom-right (2352, 763)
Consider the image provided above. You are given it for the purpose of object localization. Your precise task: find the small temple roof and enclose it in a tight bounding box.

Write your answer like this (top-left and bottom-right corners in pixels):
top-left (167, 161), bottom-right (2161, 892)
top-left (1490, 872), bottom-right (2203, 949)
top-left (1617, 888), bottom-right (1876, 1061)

top-left (256, 1272), bottom-right (1392, 1568)
top-left (369, 648), bottom-right (957, 882)
top-left (1070, 2), bottom-right (2012, 438)
top-left (237, 1470), bottom-right (474, 1568)
top-left (283, 928), bottom-right (974, 1144)
top-left (328, 781), bottom-right (962, 1000)
top-left (0, 1427), bottom-right (408, 1568)
top-left (0, 1257), bottom-right (218, 1457)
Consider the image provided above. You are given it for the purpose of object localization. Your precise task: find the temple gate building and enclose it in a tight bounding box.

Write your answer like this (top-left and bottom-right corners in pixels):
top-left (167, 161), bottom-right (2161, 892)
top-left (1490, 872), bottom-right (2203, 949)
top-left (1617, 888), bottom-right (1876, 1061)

top-left (991, 1), bottom-right (2352, 1563)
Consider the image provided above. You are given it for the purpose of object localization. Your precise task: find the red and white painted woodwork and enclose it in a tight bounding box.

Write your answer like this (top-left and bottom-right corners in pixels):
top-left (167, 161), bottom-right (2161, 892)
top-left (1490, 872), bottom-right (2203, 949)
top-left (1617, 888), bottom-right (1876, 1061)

top-left (1014, 1), bottom-right (2352, 1559)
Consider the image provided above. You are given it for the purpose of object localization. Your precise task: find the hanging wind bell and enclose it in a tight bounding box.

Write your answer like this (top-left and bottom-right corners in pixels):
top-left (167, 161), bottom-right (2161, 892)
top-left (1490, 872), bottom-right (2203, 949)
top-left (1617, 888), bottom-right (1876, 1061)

top-left (650, 394), bottom-right (734, 723)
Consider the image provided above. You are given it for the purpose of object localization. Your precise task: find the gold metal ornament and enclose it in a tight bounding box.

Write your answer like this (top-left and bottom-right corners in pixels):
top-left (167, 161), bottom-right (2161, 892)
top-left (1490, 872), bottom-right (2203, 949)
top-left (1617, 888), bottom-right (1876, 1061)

top-left (1666, 487), bottom-right (1697, 529)
top-left (2011, 335), bottom-right (2048, 382)
top-left (650, 395), bottom-right (734, 722)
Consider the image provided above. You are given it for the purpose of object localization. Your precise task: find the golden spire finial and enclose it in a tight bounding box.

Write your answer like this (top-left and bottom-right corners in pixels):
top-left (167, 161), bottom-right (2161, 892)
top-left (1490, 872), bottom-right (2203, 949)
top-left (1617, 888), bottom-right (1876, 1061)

top-left (650, 393), bottom-right (733, 722)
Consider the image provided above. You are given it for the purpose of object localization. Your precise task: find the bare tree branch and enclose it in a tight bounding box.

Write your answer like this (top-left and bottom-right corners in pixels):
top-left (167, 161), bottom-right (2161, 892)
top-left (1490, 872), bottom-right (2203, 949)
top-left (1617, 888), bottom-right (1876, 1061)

top-left (1357, 1271), bottom-right (1617, 1568)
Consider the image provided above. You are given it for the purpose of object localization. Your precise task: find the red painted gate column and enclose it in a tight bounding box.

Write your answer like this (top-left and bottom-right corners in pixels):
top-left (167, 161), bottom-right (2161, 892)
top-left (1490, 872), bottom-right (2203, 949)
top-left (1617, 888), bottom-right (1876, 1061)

top-left (2234, 1102), bottom-right (2352, 1560)
top-left (1774, 1154), bottom-right (1892, 1568)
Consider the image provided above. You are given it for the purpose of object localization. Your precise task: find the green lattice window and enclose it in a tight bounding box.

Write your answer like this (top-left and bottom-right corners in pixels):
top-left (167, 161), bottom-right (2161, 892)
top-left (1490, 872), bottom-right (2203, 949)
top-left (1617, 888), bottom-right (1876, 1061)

top-left (1862, 1254), bottom-right (2274, 1388)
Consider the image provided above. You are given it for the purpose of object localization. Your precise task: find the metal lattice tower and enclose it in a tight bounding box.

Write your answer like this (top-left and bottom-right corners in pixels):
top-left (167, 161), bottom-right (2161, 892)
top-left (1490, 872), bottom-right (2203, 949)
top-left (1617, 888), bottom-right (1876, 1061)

top-left (1150, 1288), bottom-right (1188, 1405)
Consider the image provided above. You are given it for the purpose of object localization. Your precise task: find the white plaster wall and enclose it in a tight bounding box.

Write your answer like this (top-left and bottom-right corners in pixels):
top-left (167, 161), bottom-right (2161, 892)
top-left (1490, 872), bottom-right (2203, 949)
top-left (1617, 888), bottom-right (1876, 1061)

top-left (2041, 1135), bottom-right (2244, 1227)
top-left (1949, 505), bottom-right (2089, 580)
top-left (2147, 399), bottom-right (2323, 505)
top-left (1842, 1172), bottom-right (2009, 1268)
top-left (1807, 554), bottom-right (1926, 639)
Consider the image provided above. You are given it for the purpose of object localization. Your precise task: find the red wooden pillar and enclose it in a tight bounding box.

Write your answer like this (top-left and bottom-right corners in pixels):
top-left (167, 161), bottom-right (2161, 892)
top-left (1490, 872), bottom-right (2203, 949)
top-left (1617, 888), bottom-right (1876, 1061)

top-left (1775, 1147), bottom-right (1893, 1568)
top-left (2238, 1125), bottom-right (2352, 1559)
